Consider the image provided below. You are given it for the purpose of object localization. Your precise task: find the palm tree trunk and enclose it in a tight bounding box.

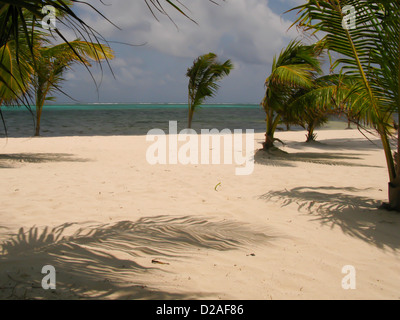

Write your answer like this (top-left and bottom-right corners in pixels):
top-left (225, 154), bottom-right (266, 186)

top-left (35, 107), bottom-right (42, 136)
top-left (388, 164), bottom-right (400, 211)
top-left (264, 111), bottom-right (274, 150)
top-left (392, 34), bottom-right (400, 211)
top-left (188, 106), bottom-right (194, 129)
top-left (263, 112), bottom-right (281, 150)
top-left (306, 123), bottom-right (315, 142)
top-left (264, 134), bottom-right (275, 149)
top-left (380, 129), bottom-right (396, 182)
top-left (379, 127), bottom-right (399, 210)
top-left (387, 72), bottom-right (400, 211)
top-left (35, 84), bottom-right (50, 137)
top-left (35, 100), bottom-right (44, 137)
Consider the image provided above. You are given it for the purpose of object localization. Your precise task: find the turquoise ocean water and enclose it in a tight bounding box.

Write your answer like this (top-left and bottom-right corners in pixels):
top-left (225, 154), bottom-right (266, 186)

top-left (0, 103), bottom-right (267, 137)
top-left (0, 103), bottom-right (350, 138)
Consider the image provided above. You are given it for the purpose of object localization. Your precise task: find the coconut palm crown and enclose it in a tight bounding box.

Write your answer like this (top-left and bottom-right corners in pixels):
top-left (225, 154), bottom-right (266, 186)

top-left (186, 53), bottom-right (233, 129)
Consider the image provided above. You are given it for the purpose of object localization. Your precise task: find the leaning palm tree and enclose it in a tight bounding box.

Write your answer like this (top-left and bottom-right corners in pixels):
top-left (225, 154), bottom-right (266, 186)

top-left (261, 40), bottom-right (323, 149)
top-left (290, 0), bottom-right (400, 210)
top-left (32, 40), bottom-right (114, 136)
top-left (186, 53), bottom-right (233, 129)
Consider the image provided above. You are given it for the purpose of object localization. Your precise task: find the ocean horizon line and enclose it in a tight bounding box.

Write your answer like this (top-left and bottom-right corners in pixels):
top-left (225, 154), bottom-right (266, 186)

top-left (2, 103), bottom-right (262, 111)
top-left (47, 102), bottom-right (260, 107)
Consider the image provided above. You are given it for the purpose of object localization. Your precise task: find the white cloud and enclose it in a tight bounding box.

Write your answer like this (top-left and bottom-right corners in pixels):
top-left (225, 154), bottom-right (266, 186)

top-left (56, 0), bottom-right (303, 103)
top-left (77, 0), bottom-right (297, 65)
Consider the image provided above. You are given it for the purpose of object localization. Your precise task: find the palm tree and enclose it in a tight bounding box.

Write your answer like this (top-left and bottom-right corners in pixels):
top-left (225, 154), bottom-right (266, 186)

top-left (0, 2), bottom-right (115, 136)
top-left (290, 0), bottom-right (400, 210)
top-left (32, 40), bottom-right (114, 136)
top-left (186, 53), bottom-right (233, 129)
top-left (288, 88), bottom-right (330, 143)
top-left (261, 40), bottom-right (322, 149)
top-left (286, 74), bottom-right (358, 143)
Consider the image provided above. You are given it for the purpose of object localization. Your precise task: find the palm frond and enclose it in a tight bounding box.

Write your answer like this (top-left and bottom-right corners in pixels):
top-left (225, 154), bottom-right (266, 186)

top-left (0, 39), bottom-right (33, 104)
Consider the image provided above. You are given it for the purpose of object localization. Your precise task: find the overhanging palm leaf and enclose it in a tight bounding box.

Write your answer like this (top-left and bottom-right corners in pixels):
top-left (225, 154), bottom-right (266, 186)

top-left (0, 0), bottom-right (221, 61)
top-left (0, 39), bottom-right (34, 135)
top-left (0, 40), bottom-right (33, 104)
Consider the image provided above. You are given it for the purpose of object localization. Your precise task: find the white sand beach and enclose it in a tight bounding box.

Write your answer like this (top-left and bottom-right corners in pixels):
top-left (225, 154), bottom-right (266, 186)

top-left (0, 129), bottom-right (399, 300)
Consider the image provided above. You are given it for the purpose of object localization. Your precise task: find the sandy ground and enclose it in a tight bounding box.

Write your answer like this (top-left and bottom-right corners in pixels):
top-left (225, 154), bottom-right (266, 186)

top-left (0, 129), bottom-right (399, 300)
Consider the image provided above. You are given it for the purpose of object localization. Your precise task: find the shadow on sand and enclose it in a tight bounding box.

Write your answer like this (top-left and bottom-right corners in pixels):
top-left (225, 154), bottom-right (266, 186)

top-left (260, 186), bottom-right (400, 251)
top-left (0, 215), bottom-right (272, 300)
top-left (0, 153), bottom-right (91, 169)
top-left (286, 137), bottom-right (383, 151)
top-left (254, 148), bottom-right (382, 168)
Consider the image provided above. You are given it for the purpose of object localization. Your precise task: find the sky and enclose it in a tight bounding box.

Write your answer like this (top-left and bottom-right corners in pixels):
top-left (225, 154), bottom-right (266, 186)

top-left (54, 0), bottom-right (306, 104)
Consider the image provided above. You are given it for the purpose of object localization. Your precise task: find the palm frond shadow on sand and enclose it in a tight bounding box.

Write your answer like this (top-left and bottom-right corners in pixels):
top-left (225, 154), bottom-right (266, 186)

top-left (254, 148), bottom-right (381, 168)
top-left (0, 215), bottom-right (272, 300)
top-left (0, 153), bottom-right (91, 168)
top-left (261, 187), bottom-right (400, 251)
top-left (286, 137), bottom-right (383, 152)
